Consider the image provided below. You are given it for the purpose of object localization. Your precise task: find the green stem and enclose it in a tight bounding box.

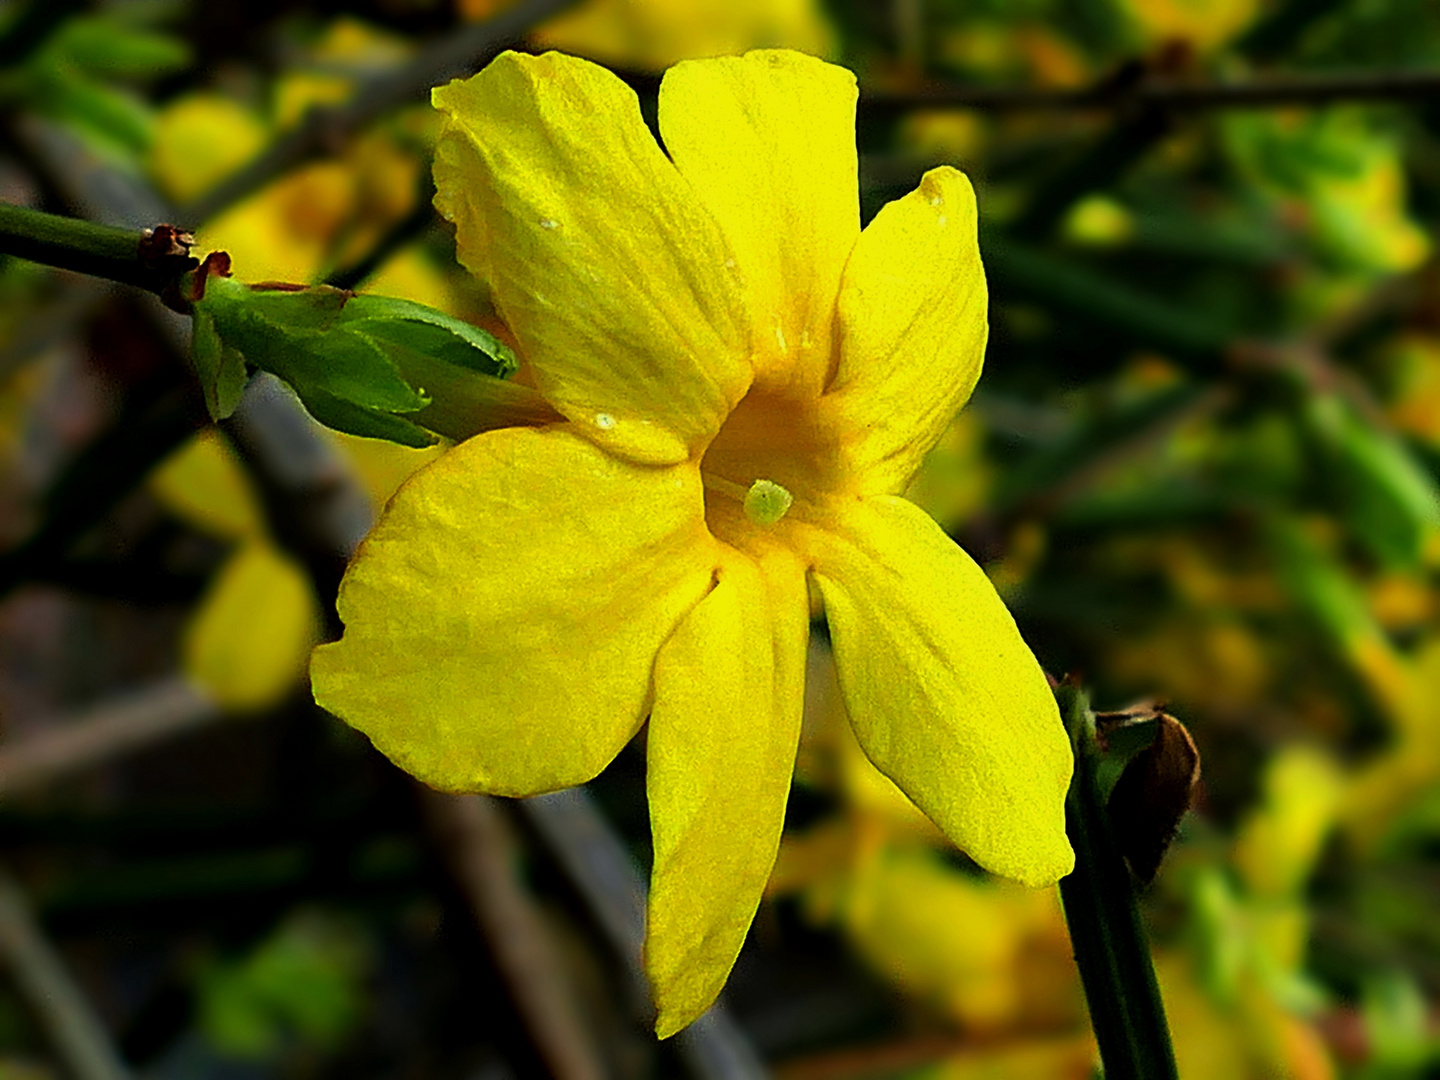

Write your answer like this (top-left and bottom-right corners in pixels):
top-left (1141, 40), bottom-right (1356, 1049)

top-left (982, 231), bottom-right (1231, 369)
top-left (0, 201), bottom-right (186, 295)
top-left (1057, 683), bottom-right (1180, 1080)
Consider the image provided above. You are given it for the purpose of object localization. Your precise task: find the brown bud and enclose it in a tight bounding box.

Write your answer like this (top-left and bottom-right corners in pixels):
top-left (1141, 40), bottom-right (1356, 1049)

top-left (1106, 712), bottom-right (1200, 884)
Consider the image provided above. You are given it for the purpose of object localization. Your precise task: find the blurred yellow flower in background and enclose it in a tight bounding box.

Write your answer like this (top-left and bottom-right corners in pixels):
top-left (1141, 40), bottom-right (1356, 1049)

top-left (150, 19), bottom-right (426, 284)
top-left (312, 48), bottom-right (1073, 1035)
top-left (1115, 0), bottom-right (1259, 52)
top-left (1225, 110), bottom-right (1430, 278)
top-left (150, 430), bottom-right (320, 711)
top-left (459, 0), bottom-right (836, 70)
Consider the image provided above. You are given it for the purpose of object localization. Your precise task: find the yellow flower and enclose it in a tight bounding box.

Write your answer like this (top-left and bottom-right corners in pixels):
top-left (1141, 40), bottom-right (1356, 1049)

top-left (1116, 0), bottom-right (1258, 52)
top-left (151, 431), bottom-right (320, 711)
top-left (311, 49), bottom-right (1073, 1036)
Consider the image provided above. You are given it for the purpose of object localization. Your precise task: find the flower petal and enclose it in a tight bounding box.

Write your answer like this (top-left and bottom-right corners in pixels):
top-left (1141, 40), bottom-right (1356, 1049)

top-left (646, 547), bottom-right (808, 1037)
top-left (432, 52), bottom-right (752, 465)
top-left (186, 542), bottom-right (319, 712)
top-left (823, 167), bottom-right (988, 495)
top-left (808, 496), bottom-right (1073, 885)
top-left (311, 426), bottom-right (715, 795)
top-left (659, 50), bottom-right (858, 395)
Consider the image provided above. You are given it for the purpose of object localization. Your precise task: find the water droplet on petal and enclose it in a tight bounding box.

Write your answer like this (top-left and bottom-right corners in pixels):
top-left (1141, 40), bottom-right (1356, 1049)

top-left (595, 413), bottom-right (616, 430)
top-left (540, 219), bottom-right (560, 230)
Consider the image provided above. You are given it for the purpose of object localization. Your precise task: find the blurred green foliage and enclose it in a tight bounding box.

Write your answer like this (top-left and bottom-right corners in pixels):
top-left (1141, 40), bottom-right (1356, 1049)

top-left (196, 909), bottom-right (372, 1062)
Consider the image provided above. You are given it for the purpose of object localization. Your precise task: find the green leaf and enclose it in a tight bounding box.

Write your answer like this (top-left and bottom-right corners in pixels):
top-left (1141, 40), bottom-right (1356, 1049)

top-left (1266, 516), bottom-right (1375, 647)
top-left (383, 348), bottom-right (562, 444)
top-left (1361, 970), bottom-right (1435, 1070)
top-left (35, 67), bottom-right (154, 155)
top-left (50, 18), bottom-right (191, 79)
top-left (197, 910), bottom-right (371, 1061)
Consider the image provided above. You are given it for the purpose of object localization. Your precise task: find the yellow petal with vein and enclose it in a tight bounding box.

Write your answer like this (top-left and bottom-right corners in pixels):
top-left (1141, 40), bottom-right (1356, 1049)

top-left (186, 542), bottom-right (320, 711)
top-left (810, 496), bottom-right (1072, 885)
top-left (824, 167), bottom-right (988, 495)
top-left (432, 52), bottom-right (752, 465)
top-left (659, 50), bottom-right (858, 394)
top-left (646, 547), bottom-right (808, 1037)
top-left (311, 426), bottom-right (715, 795)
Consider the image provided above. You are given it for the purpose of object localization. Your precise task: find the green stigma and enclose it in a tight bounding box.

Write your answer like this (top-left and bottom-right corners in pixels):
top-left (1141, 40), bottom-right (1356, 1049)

top-left (743, 479), bottom-right (794, 526)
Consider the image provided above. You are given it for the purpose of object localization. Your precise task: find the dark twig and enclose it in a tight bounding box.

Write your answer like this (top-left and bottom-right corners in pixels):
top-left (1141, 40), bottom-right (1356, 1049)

top-left (221, 374), bottom-right (375, 608)
top-left (0, 381), bottom-right (208, 599)
top-left (1008, 106), bottom-right (1170, 240)
top-left (323, 177), bottom-right (439, 291)
top-left (420, 792), bottom-right (607, 1080)
top-left (860, 68), bottom-right (1440, 116)
top-left (0, 870), bottom-right (134, 1080)
top-left (178, 0), bottom-right (582, 226)
top-left (981, 232), bottom-right (1233, 366)
top-left (522, 789), bottom-right (769, 1080)
top-left (0, 676), bottom-right (221, 797)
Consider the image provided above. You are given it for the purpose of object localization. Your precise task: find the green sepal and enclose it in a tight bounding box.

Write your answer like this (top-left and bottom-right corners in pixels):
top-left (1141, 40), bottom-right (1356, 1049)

top-left (297, 389), bottom-right (437, 450)
top-left (191, 278), bottom-right (538, 448)
top-left (335, 295), bottom-right (517, 379)
top-left (198, 277), bottom-right (427, 415)
top-left (190, 306), bottom-right (248, 421)
top-left (383, 348), bottom-right (562, 445)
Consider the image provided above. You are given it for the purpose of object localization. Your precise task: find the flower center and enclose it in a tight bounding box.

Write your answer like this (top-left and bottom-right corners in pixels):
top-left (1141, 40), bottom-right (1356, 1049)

top-left (743, 479), bottom-right (793, 526)
top-left (698, 387), bottom-right (850, 548)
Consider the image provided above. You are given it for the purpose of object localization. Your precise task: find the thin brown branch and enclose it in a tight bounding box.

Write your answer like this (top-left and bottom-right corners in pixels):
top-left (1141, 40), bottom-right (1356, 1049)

top-left (0, 676), bottom-right (221, 797)
top-left (420, 791), bottom-right (606, 1080)
top-left (861, 68), bottom-right (1440, 115)
top-left (0, 870), bottom-right (134, 1080)
top-left (178, 0), bottom-right (582, 226)
top-left (521, 789), bottom-right (768, 1079)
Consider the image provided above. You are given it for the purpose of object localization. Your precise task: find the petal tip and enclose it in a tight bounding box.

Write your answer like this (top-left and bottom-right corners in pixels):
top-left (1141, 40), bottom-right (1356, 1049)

top-left (651, 988), bottom-right (713, 1042)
